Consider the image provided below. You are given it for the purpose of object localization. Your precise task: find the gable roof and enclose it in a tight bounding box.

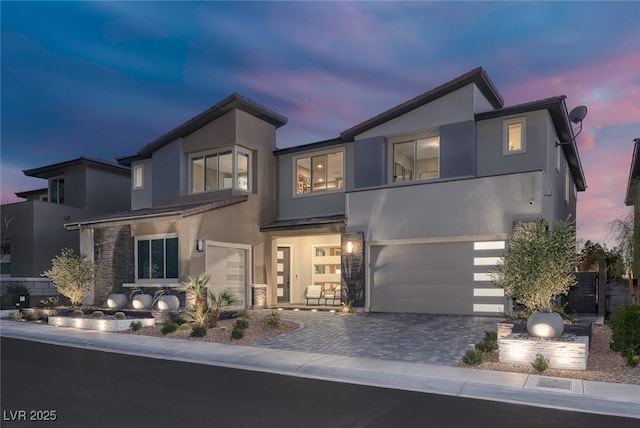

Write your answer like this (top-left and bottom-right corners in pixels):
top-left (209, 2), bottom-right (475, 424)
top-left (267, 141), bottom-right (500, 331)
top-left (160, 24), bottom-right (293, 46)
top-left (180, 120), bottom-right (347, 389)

top-left (340, 67), bottom-right (503, 141)
top-left (476, 96), bottom-right (587, 192)
top-left (625, 138), bottom-right (640, 205)
top-left (118, 93), bottom-right (287, 165)
top-left (23, 157), bottom-right (130, 179)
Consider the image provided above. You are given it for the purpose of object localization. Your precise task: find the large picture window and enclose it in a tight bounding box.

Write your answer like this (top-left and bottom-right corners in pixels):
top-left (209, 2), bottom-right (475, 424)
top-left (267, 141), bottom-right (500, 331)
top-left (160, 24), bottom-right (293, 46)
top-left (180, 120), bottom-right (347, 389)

top-left (137, 237), bottom-right (178, 280)
top-left (295, 150), bottom-right (343, 194)
top-left (190, 146), bottom-right (252, 194)
top-left (392, 136), bottom-right (439, 182)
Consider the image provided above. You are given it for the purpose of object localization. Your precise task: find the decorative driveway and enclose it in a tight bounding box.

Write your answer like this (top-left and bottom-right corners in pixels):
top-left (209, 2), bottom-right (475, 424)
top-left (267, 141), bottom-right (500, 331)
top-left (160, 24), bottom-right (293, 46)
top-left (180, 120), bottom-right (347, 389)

top-left (254, 311), bottom-right (501, 366)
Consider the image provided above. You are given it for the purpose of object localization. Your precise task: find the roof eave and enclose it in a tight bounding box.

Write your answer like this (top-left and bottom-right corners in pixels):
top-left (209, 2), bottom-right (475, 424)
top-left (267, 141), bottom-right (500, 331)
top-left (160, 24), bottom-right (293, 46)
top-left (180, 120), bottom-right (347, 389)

top-left (340, 67), bottom-right (504, 140)
top-left (625, 138), bottom-right (640, 205)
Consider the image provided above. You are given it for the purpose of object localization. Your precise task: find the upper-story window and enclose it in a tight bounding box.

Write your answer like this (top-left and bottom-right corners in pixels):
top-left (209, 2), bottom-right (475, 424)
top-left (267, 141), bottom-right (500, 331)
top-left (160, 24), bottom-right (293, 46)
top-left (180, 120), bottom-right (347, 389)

top-left (392, 135), bottom-right (439, 182)
top-left (295, 149), bottom-right (344, 195)
top-left (49, 177), bottom-right (64, 204)
top-left (133, 165), bottom-right (144, 189)
top-left (504, 118), bottom-right (526, 154)
top-left (189, 146), bottom-right (252, 194)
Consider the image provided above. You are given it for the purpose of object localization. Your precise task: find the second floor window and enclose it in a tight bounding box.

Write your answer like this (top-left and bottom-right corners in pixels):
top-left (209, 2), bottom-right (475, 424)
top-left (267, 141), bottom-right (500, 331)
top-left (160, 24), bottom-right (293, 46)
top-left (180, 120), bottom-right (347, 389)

top-left (133, 165), bottom-right (143, 189)
top-left (49, 177), bottom-right (64, 204)
top-left (392, 136), bottom-right (439, 182)
top-left (504, 118), bottom-right (526, 154)
top-left (190, 146), bottom-right (252, 194)
top-left (295, 150), bottom-right (344, 195)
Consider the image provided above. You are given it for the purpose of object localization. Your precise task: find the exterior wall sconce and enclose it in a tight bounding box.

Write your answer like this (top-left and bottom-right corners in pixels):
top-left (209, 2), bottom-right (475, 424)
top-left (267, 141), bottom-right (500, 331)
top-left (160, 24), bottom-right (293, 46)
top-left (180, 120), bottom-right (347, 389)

top-left (346, 241), bottom-right (354, 254)
top-left (196, 239), bottom-right (204, 252)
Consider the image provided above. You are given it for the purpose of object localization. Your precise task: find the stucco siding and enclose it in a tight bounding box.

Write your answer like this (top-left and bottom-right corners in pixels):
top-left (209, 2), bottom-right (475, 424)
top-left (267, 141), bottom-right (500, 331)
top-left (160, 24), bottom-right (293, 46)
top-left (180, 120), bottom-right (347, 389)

top-left (131, 159), bottom-right (153, 210)
top-left (182, 110), bottom-right (237, 154)
top-left (85, 166), bottom-right (130, 215)
top-left (152, 138), bottom-right (186, 203)
top-left (347, 171), bottom-right (543, 241)
top-left (355, 85), bottom-right (476, 140)
top-left (476, 110), bottom-right (548, 178)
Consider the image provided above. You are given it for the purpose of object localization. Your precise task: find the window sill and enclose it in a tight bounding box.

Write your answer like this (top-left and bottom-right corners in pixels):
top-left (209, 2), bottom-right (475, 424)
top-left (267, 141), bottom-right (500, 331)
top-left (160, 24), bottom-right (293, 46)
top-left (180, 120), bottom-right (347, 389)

top-left (293, 189), bottom-right (345, 198)
top-left (123, 282), bottom-right (181, 288)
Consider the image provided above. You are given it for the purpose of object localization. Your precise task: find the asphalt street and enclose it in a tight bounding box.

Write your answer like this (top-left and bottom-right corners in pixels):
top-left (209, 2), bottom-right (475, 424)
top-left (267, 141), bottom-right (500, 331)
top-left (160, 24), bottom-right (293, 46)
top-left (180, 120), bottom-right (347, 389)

top-left (1, 337), bottom-right (637, 428)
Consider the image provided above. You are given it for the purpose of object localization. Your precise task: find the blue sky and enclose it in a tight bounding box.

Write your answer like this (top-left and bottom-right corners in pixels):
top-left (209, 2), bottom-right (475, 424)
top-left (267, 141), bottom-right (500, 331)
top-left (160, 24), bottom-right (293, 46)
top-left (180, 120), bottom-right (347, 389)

top-left (2, 1), bottom-right (639, 245)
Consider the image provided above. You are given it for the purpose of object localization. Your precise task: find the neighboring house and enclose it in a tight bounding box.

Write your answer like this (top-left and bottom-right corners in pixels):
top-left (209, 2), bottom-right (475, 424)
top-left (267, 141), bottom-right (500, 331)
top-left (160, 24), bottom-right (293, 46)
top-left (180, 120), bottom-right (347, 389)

top-left (625, 137), bottom-right (640, 278)
top-left (0, 157), bottom-right (130, 300)
top-left (67, 67), bottom-right (586, 315)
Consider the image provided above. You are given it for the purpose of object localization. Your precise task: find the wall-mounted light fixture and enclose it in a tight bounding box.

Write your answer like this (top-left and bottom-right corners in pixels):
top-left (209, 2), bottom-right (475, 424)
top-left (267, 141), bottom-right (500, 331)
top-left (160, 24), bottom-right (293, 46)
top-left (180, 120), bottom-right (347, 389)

top-left (195, 239), bottom-right (204, 252)
top-left (346, 241), bottom-right (354, 254)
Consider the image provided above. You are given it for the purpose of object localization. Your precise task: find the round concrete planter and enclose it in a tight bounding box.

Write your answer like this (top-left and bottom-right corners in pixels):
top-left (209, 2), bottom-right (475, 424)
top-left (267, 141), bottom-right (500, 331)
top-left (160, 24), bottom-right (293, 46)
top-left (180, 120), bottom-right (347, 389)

top-left (527, 312), bottom-right (564, 338)
top-left (106, 293), bottom-right (128, 310)
top-left (156, 295), bottom-right (179, 311)
top-left (131, 294), bottom-right (153, 310)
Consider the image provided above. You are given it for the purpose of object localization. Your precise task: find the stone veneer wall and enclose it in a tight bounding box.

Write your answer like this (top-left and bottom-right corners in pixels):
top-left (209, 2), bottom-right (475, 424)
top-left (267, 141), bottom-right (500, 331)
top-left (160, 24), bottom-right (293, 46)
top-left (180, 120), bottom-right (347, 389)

top-left (94, 225), bottom-right (134, 304)
top-left (499, 333), bottom-right (589, 370)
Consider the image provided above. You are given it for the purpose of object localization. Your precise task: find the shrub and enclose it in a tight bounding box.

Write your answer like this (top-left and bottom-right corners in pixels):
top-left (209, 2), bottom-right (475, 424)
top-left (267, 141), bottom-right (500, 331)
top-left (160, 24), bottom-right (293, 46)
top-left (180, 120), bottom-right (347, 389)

top-left (24, 311), bottom-right (41, 322)
top-left (92, 311), bottom-right (105, 318)
top-left (179, 323), bottom-right (191, 331)
top-left (161, 321), bottom-right (178, 335)
top-left (6, 283), bottom-right (30, 295)
top-left (341, 301), bottom-right (353, 314)
top-left (234, 309), bottom-right (251, 320)
top-left (491, 218), bottom-right (580, 313)
top-left (39, 296), bottom-right (59, 308)
top-left (8, 311), bottom-right (24, 321)
top-left (219, 326), bottom-right (228, 332)
top-left (130, 321), bottom-right (142, 331)
top-left (265, 310), bottom-right (281, 328)
top-left (231, 327), bottom-right (244, 340)
top-left (624, 353), bottom-right (640, 367)
top-left (114, 312), bottom-right (126, 320)
top-left (190, 325), bottom-right (207, 338)
top-left (531, 354), bottom-right (549, 372)
top-left (609, 304), bottom-right (640, 359)
top-left (233, 318), bottom-right (249, 330)
top-left (461, 349), bottom-right (484, 366)
top-left (475, 330), bottom-right (498, 353)
top-left (172, 316), bottom-right (187, 326)
top-left (72, 309), bottom-right (84, 318)
top-left (42, 248), bottom-right (97, 306)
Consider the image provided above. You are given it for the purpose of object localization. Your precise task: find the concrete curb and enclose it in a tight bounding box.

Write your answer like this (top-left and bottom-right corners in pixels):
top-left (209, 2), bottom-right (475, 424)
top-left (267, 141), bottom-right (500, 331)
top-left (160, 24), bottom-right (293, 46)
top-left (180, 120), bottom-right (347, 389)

top-left (2, 320), bottom-right (639, 419)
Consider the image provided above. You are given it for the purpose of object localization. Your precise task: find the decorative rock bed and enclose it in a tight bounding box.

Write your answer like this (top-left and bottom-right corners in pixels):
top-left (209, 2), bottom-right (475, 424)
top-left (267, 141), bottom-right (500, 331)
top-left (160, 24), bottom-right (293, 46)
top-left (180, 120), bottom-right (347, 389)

top-left (48, 315), bottom-right (155, 332)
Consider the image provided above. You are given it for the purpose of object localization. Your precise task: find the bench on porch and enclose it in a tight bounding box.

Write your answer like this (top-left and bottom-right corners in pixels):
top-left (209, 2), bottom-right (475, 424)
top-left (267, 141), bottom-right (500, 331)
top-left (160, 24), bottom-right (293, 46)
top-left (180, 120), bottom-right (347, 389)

top-left (322, 283), bottom-right (341, 306)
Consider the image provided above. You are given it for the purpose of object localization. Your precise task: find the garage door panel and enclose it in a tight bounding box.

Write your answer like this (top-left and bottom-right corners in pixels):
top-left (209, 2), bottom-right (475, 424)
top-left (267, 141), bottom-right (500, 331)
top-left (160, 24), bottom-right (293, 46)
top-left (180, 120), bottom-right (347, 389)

top-left (370, 241), bottom-right (501, 315)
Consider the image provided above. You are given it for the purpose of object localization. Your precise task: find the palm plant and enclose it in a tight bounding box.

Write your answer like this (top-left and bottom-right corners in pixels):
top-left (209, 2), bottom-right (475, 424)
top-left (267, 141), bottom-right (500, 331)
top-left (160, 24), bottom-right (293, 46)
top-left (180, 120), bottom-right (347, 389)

top-left (207, 289), bottom-right (236, 327)
top-left (177, 273), bottom-right (211, 327)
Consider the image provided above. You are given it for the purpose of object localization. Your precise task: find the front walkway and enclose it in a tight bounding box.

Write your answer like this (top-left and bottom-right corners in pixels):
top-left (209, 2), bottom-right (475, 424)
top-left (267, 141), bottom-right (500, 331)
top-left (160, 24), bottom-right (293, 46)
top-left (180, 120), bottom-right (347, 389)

top-left (255, 311), bottom-right (500, 366)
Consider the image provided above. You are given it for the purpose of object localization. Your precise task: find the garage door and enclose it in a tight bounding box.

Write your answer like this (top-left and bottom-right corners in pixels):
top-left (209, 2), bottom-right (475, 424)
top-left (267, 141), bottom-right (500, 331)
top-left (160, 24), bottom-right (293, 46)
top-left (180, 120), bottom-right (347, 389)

top-left (370, 240), bottom-right (505, 315)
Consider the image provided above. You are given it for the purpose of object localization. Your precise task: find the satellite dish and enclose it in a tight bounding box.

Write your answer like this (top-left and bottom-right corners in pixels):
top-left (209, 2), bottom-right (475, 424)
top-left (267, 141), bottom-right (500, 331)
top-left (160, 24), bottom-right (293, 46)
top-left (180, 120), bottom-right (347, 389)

top-left (569, 105), bottom-right (588, 124)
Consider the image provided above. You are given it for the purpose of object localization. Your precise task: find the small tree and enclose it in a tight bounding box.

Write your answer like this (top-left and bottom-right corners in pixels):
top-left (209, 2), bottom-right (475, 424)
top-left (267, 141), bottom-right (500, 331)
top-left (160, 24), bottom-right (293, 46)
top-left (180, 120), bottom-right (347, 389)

top-left (42, 248), bottom-right (97, 306)
top-left (207, 289), bottom-right (236, 328)
top-left (177, 273), bottom-right (211, 327)
top-left (492, 218), bottom-right (580, 313)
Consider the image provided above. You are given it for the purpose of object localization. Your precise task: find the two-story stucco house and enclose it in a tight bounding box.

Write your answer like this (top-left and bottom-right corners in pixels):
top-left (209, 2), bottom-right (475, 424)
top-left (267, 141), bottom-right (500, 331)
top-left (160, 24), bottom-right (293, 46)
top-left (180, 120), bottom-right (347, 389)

top-left (65, 94), bottom-right (287, 305)
top-left (67, 67), bottom-right (586, 315)
top-left (0, 157), bottom-right (130, 300)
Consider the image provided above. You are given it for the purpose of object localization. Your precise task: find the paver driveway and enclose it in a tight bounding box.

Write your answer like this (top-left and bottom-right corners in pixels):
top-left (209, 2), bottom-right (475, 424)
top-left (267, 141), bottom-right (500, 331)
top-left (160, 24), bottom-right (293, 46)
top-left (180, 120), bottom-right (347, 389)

top-left (254, 311), bottom-right (501, 366)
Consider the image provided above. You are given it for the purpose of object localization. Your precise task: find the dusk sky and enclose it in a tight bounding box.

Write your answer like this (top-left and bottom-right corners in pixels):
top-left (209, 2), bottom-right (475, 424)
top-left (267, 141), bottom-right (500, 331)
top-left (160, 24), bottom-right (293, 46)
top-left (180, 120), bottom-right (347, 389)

top-left (1, 1), bottom-right (639, 247)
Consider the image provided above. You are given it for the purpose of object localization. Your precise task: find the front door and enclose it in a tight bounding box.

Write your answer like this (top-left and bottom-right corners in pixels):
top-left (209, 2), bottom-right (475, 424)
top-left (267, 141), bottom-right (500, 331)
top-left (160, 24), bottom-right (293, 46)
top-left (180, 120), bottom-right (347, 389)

top-left (276, 247), bottom-right (291, 303)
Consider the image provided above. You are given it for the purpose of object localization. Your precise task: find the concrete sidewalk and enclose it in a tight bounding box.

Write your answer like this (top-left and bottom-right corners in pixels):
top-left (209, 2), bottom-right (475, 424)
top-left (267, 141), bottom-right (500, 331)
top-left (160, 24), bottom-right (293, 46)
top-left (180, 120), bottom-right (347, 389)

top-left (1, 320), bottom-right (639, 419)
